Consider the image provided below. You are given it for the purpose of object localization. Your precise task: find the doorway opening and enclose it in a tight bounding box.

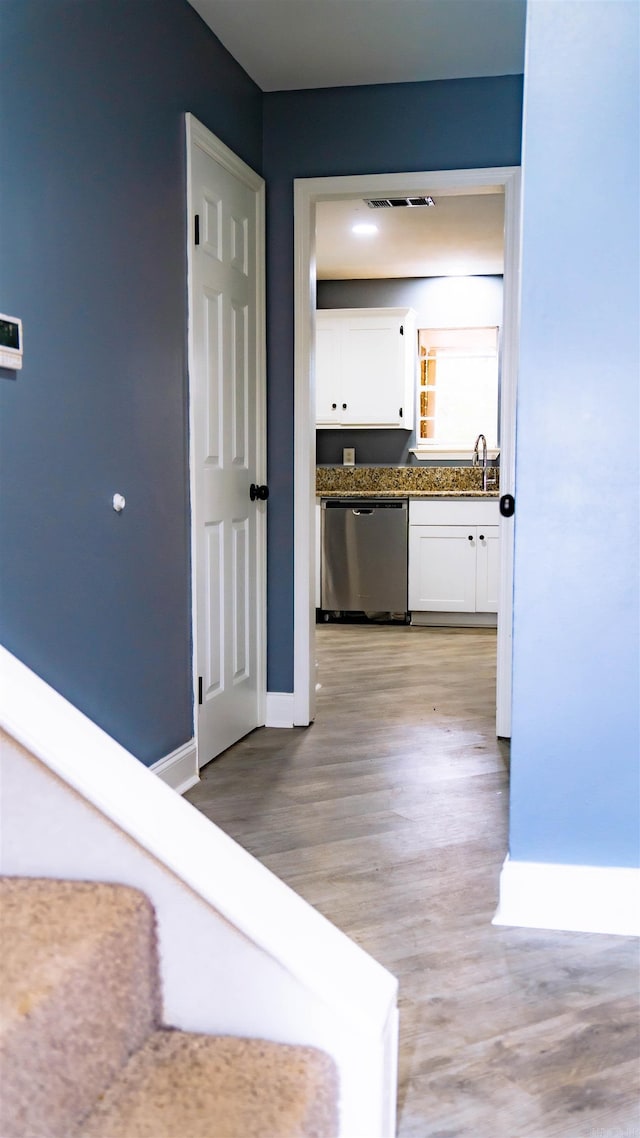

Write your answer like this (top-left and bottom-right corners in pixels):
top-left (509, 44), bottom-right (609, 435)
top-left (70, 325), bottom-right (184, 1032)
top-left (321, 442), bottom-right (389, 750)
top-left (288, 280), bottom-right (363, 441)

top-left (293, 167), bottom-right (521, 735)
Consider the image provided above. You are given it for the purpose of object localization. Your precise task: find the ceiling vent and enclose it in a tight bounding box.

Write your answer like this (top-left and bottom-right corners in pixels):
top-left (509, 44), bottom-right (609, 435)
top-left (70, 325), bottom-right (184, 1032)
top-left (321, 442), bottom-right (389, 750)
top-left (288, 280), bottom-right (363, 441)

top-left (364, 196), bottom-right (435, 208)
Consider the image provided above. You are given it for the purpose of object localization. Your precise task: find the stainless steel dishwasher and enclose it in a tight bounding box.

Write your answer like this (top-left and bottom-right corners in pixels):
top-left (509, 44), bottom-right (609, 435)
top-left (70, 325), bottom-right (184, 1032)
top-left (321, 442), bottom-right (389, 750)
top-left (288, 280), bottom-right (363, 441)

top-left (321, 498), bottom-right (408, 614)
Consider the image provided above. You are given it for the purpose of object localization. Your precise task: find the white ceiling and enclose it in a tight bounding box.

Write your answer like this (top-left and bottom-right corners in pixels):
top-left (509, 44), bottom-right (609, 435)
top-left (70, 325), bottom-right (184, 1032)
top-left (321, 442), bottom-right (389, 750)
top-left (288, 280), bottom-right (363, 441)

top-left (316, 192), bottom-right (504, 279)
top-left (188, 0), bottom-right (526, 92)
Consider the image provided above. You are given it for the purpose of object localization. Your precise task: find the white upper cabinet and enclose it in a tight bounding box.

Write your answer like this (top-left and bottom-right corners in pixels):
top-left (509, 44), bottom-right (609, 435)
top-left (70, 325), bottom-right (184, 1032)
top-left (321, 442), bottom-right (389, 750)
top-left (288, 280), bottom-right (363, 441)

top-left (315, 308), bottom-right (416, 429)
top-left (315, 316), bottom-right (344, 425)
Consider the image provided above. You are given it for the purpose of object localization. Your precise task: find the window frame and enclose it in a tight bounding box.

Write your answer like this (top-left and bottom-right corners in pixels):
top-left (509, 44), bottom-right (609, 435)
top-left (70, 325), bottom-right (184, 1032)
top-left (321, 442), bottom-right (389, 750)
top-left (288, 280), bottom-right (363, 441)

top-left (411, 325), bottom-right (501, 460)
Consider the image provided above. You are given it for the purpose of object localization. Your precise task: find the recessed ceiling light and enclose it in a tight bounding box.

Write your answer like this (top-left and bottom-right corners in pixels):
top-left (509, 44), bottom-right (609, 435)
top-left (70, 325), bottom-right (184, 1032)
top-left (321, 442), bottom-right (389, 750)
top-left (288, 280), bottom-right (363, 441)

top-left (352, 223), bottom-right (379, 236)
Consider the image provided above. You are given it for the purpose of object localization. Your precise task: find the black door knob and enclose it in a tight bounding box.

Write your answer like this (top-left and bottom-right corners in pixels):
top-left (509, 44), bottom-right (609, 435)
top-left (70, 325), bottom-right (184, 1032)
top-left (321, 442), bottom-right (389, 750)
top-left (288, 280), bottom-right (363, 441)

top-left (499, 493), bottom-right (515, 518)
top-left (250, 483), bottom-right (269, 501)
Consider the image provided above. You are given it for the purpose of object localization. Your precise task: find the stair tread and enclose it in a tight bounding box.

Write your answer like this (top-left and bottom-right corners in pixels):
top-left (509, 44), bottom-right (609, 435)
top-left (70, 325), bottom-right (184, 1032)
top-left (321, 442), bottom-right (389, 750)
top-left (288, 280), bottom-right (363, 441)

top-left (79, 1029), bottom-right (338, 1138)
top-left (0, 877), bottom-right (160, 1138)
top-left (0, 877), bottom-right (157, 1021)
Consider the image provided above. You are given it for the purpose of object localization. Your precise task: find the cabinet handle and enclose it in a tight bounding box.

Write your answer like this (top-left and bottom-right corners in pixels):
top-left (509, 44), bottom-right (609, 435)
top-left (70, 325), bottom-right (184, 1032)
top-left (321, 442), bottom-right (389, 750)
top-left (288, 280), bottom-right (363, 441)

top-left (342, 403), bottom-right (347, 410)
top-left (331, 403), bottom-right (337, 409)
top-left (479, 534), bottom-right (485, 541)
top-left (468, 535), bottom-right (474, 541)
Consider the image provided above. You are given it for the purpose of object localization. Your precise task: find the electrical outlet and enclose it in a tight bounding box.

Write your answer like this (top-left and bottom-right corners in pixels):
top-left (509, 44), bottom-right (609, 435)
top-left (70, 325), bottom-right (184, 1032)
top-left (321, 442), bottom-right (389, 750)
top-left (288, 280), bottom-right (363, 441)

top-left (343, 447), bottom-right (355, 466)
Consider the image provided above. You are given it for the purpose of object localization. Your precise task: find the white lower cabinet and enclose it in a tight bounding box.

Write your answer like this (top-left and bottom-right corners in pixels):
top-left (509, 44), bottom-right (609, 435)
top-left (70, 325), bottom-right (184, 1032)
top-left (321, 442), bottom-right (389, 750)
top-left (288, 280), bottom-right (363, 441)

top-left (408, 499), bottom-right (499, 616)
top-left (475, 525), bottom-right (500, 612)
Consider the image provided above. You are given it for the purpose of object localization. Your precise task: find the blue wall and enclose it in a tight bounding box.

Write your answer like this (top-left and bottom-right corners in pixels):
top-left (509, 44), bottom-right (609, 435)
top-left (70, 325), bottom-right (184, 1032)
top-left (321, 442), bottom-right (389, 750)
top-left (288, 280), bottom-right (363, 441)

top-left (0, 0), bottom-right (262, 764)
top-left (510, 0), bottom-right (639, 867)
top-left (263, 77), bottom-right (523, 690)
top-left (0, 4), bottom-right (524, 759)
top-left (3, 0), bottom-right (633, 876)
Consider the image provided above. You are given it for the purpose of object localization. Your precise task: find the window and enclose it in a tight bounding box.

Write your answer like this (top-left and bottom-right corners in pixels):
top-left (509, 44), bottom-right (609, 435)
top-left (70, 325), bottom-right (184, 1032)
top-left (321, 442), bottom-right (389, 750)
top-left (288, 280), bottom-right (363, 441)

top-left (413, 326), bottom-right (499, 457)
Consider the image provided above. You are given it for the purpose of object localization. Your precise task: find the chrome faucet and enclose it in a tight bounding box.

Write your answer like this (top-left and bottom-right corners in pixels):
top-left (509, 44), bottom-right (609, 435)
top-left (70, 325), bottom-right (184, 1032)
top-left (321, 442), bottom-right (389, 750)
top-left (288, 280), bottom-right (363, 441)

top-left (473, 433), bottom-right (488, 490)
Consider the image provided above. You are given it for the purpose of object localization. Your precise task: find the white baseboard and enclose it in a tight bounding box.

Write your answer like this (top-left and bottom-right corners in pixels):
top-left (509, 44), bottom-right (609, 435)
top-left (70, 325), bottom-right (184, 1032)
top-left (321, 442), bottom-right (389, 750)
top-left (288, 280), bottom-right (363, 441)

top-left (265, 692), bottom-right (295, 729)
top-left (493, 856), bottom-right (640, 937)
top-left (410, 611), bottom-right (497, 627)
top-left (151, 739), bottom-right (199, 795)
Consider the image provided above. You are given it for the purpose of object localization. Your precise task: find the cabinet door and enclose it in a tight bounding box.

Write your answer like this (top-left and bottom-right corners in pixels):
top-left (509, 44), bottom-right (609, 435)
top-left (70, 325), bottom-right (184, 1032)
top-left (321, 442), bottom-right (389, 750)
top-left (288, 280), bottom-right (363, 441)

top-left (475, 525), bottom-right (499, 612)
top-left (340, 314), bottom-right (405, 425)
top-left (315, 317), bottom-right (342, 425)
top-left (408, 525), bottom-right (477, 611)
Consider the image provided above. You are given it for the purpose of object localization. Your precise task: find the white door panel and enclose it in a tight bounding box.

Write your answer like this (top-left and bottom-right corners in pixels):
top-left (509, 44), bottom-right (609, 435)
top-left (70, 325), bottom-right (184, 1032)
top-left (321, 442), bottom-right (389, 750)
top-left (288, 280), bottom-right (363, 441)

top-left (315, 319), bottom-right (342, 424)
top-left (204, 520), bottom-right (224, 698)
top-left (188, 117), bottom-right (265, 768)
top-left (476, 526), bottom-right (500, 613)
top-left (341, 316), bottom-right (403, 424)
top-left (408, 526), bottom-right (476, 611)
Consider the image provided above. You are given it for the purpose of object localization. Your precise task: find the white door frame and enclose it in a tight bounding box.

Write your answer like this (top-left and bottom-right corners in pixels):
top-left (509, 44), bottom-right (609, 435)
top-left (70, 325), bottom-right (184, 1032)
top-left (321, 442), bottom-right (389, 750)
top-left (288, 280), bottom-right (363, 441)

top-left (185, 113), bottom-right (267, 765)
top-left (293, 167), bottom-right (521, 734)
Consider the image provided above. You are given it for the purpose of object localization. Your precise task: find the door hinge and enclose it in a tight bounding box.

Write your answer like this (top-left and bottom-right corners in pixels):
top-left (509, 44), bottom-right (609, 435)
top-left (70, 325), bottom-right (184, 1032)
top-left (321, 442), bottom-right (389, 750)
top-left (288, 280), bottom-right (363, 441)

top-left (198, 676), bottom-right (203, 705)
top-left (399, 324), bottom-right (404, 335)
top-left (194, 214), bottom-right (200, 246)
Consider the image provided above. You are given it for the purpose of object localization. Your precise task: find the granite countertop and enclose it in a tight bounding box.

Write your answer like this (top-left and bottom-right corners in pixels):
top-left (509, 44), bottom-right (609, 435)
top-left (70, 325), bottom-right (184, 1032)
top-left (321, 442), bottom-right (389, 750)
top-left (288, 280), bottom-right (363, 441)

top-left (316, 466), bottom-right (499, 499)
top-left (317, 489), bottom-right (499, 498)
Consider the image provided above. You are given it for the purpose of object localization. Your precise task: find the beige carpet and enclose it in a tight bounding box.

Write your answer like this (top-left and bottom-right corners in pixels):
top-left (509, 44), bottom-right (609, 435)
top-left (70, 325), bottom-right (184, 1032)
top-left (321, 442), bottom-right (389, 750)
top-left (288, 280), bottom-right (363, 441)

top-left (0, 877), bottom-right (338, 1138)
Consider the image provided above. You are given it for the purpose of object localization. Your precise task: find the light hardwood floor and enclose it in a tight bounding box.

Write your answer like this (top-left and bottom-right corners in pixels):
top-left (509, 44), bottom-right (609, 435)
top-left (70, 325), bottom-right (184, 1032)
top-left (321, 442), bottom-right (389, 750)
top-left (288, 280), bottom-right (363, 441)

top-left (186, 624), bottom-right (640, 1138)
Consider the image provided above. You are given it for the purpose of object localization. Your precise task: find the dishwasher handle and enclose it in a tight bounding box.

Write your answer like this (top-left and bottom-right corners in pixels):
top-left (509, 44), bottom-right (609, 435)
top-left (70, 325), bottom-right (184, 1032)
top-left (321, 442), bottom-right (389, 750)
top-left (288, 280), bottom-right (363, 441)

top-left (352, 508), bottom-right (374, 516)
top-left (322, 500), bottom-right (407, 509)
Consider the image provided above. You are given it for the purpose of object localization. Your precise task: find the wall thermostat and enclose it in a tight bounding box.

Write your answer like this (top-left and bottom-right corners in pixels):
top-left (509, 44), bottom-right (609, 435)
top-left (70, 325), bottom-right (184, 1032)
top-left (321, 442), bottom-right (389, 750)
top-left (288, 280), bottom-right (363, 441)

top-left (0, 314), bottom-right (23, 369)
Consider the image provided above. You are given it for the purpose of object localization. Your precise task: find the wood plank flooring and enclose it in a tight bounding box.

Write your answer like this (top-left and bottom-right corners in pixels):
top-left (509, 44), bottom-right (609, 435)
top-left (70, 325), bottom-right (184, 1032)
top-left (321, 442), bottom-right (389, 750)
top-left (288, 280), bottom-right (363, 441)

top-left (186, 624), bottom-right (640, 1138)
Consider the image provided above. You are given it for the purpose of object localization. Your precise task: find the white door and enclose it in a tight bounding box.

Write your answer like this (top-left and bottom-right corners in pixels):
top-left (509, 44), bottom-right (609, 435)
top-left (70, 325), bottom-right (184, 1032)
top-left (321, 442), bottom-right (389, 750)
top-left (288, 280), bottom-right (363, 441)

top-left (341, 313), bottom-right (404, 424)
top-left (408, 526), bottom-right (477, 612)
top-left (475, 526), bottom-right (500, 613)
top-left (187, 116), bottom-right (266, 768)
top-left (315, 316), bottom-right (342, 424)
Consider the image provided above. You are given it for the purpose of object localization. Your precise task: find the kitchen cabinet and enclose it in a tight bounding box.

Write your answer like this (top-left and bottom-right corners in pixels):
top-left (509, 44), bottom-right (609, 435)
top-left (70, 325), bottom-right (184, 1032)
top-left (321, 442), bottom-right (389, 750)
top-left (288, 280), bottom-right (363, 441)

top-left (316, 308), bottom-right (416, 429)
top-left (408, 499), bottom-right (499, 617)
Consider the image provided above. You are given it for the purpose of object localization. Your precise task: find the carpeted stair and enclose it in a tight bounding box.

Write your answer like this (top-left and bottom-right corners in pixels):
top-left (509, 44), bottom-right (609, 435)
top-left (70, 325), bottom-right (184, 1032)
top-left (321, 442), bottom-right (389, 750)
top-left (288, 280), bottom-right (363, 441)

top-left (0, 877), bottom-right (339, 1138)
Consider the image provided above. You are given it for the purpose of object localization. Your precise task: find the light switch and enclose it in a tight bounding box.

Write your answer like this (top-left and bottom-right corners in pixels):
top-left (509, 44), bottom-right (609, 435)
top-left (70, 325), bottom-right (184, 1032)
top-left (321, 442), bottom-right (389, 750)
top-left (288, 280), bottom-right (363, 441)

top-left (0, 314), bottom-right (23, 370)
